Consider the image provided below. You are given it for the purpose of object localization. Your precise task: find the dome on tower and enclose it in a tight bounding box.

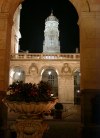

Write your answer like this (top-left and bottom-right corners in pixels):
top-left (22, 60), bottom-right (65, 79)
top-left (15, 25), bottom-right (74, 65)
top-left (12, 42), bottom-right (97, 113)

top-left (46, 11), bottom-right (58, 22)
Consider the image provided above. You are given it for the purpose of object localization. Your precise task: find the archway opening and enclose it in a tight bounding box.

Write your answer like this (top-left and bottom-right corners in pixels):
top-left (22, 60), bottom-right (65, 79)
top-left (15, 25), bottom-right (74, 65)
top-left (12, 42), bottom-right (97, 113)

top-left (19, 0), bottom-right (79, 53)
top-left (42, 68), bottom-right (58, 97)
top-left (9, 0), bottom-right (80, 103)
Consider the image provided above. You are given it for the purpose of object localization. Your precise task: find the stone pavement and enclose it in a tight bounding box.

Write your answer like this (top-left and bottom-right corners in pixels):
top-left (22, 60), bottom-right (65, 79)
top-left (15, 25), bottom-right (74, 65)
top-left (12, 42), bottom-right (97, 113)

top-left (43, 104), bottom-right (82, 138)
top-left (1, 104), bottom-right (100, 138)
top-left (43, 120), bottom-right (100, 138)
top-left (0, 104), bottom-right (82, 138)
top-left (43, 120), bottom-right (82, 138)
top-left (1, 118), bottom-right (100, 138)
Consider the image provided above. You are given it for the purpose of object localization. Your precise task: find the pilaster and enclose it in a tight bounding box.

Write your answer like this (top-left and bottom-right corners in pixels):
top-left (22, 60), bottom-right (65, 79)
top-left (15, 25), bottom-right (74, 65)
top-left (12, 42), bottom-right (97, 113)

top-left (80, 12), bottom-right (100, 89)
top-left (81, 89), bottom-right (100, 125)
top-left (0, 13), bottom-right (12, 91)
top-left (79, 11), bottom-right (100, 126)
top-left (58, 75), bottom-right (74, 103)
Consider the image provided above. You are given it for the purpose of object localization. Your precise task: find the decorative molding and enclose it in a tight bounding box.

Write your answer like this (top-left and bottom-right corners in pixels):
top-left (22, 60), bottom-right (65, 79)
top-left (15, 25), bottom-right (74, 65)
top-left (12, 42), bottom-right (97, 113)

top-left (29, 63), bottom-right (38, 75)
top-left (61, 63), bottom-right (72, 75)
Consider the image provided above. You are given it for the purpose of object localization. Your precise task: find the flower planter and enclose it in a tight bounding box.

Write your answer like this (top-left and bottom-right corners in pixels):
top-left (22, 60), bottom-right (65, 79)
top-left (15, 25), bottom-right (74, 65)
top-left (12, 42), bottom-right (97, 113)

top-left (3, 98), bottom-right (58, 117)
top-left (3, 81), bottom-right (58, 138)
top-left (3, 98), bottom-right (58, 138)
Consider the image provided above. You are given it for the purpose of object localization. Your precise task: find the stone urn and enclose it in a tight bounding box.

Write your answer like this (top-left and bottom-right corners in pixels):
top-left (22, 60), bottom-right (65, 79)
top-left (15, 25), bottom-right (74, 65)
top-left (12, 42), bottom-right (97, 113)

top-left (3, 98), bottom-right (57, 117)
top-left (3, 98), bottom-right (58, 138)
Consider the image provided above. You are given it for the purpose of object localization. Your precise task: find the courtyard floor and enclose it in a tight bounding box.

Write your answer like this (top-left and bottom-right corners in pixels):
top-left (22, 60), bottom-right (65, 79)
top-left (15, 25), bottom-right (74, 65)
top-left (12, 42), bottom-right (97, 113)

top-left (0, 104), bottom-right (100, 138)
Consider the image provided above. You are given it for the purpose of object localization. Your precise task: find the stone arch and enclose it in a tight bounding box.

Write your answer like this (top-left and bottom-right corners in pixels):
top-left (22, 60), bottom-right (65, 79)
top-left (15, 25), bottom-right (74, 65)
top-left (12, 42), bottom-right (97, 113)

top-left (4, 0), bottom-right (89, 59)
top-left (0, 0), bottom-right (90, 90)
top-left (70, 0), bottom-right (90, 15)
top-left (10, 65), bottom-right (25, 72)
top-left (9, 65), bottom-right (25, 84)
top-left (39, 66), bottom-right (59, 76)
top-left (72, 67), bottom-right (80, 76)
top-left (10, 64), bottom-right (26, 73)
top-left (41, 66), bottom-right (59, 97)
top-left (1, 0), bottom-right (22, 16)
top-left (1, 0), bottom-right (90, 20)
top-left (0, 0), bottom-right (100, 126)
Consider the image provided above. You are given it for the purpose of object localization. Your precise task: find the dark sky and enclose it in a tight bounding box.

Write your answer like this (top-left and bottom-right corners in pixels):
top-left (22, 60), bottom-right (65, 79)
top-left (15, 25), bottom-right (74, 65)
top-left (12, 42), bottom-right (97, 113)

top-left (19, 0), bottom-right (79, 53)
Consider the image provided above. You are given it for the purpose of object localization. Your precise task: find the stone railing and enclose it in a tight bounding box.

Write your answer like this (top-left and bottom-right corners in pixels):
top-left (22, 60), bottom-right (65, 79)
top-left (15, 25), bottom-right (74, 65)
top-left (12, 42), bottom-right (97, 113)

top-left (10, 53), bottom-right (80, 60)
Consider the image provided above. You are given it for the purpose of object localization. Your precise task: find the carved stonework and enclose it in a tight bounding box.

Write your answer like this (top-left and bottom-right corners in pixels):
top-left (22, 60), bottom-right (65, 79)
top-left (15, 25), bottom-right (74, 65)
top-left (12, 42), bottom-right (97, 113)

top-left (10, 55), bottom-right (80, 103)
top-left (61, 63), bottom-right (72, 75)
top-left (14, 119), bottom-right (48, 138)
top-left (29, 63), bottom-right (38, 75)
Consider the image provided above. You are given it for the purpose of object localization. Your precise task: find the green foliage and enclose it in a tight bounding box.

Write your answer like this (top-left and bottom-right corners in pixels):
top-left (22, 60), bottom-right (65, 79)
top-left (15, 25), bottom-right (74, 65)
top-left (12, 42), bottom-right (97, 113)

top-left (6, 81), bottom-right (54, 102)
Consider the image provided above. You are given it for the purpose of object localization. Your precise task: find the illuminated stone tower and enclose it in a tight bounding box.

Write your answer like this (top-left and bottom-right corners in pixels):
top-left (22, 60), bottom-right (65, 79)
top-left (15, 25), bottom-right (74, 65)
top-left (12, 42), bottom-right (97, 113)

top-left (43, 11), bottom-right (60, 53)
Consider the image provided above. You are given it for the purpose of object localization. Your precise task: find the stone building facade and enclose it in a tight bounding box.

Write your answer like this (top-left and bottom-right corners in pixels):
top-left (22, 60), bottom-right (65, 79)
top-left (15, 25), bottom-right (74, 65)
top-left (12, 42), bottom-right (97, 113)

top-left (10, 53), bottom-right (80, 103)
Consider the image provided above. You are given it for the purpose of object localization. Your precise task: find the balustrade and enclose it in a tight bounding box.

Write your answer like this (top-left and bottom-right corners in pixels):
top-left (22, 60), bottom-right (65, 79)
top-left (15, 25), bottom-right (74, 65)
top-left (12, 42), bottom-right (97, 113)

top-left (11, 53), bottom-right (80, 60)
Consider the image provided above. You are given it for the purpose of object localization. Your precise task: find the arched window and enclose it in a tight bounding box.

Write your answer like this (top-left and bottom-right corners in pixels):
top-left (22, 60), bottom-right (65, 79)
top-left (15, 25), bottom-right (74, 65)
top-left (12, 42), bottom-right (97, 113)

top-left (9, 67), bottom-right (25, 84)
top-left (42, 69), bottom-right (58, 97)
top-left (48, 74), bottom-right (54, 86)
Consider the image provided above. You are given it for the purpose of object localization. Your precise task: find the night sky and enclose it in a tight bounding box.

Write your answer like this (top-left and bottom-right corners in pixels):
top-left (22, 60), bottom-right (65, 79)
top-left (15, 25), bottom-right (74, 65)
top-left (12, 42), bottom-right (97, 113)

top-left (19, 0), bottom-right (79, 53)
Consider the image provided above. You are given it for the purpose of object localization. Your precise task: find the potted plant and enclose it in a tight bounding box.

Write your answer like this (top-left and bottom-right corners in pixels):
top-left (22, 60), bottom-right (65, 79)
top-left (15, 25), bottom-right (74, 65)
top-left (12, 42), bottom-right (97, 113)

top-left (3, 80), bottom-right (58, 117)
top-left (3, 81), bottom-right (58, 138)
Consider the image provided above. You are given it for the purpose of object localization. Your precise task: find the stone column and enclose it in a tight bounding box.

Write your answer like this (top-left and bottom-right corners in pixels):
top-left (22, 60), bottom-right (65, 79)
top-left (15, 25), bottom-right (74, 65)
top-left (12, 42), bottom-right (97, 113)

top-left (80, 12), bottom-right (100, 125)
top-left (0, 13), bottom-right (12, 91)
top-left (0, 12), bottom-right (12, 134)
